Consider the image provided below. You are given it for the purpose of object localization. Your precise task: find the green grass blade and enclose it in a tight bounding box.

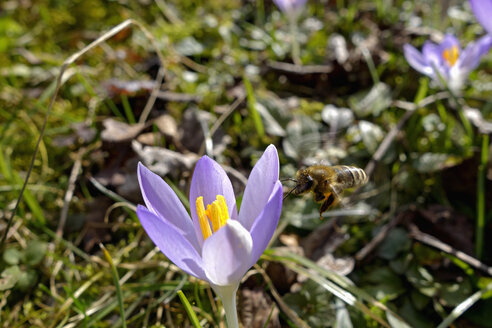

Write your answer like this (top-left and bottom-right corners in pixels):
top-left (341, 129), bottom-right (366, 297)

top-left (437, 282), bottom-right (492, 328)
top-left (360, 45), bottom-right (379, 85)
top-left (476, 133), bottom-right (489, 259)
top-left (263, 249), bottom-right (410, 326)
top-left (0, 146), bottom-right (45, 225)
top-left (413, 77), bottom-right (428, 103)
top-left (39, 225), bottom-right (92, 262)
top-left (11, 171), bottom-right (46, 224)
top-left (89, 177), bottom-right (136, 206)
top-left (121, 94), bottom-right (136, 124)
top-left (105, 99), bottom-right (126, 120)
top-left (243, 74), bottom-right (265, 138)
top-left (277, 256), bottom-right (390, 327)
top-left (164, 177), bottom-right (190, 212)
top-left (177, 290), bottom-right (202, 328)
top-left (101, 244), bottom-right (127, 328)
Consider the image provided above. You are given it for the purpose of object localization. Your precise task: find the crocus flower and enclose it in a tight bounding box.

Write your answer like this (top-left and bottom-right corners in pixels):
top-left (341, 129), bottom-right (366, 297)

top-left (273, 0), bottom-right (307, 17)
top-left (403, 34), bottom-right (492, 92)
top-left (470, 0), bottom-right (492, 34)
top-left (273, 0), bottom-right (307, 65)
top-left (136, 145), bottom-right (283, 328)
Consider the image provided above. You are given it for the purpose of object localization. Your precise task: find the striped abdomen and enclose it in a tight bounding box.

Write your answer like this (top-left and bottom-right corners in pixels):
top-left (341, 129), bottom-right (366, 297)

top-left (332, 165), bottom-right (368, 189)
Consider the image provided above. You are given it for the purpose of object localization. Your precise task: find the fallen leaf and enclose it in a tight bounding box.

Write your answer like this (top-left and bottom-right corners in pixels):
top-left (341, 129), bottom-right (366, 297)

top-left (154, 114), bottom-right (178, 138)
top-left (101, 118), bottom-right (145, 143)
top-left (103, 79), bottom-right (155, 96)
top-left (239, 288), bottom-right (280, 328)
top-left (132, 140), bottom-right (199, 177)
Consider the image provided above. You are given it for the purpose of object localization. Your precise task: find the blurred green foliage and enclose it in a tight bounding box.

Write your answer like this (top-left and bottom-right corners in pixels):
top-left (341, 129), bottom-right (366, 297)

top-left (1, 0), bottom-right (492, 326)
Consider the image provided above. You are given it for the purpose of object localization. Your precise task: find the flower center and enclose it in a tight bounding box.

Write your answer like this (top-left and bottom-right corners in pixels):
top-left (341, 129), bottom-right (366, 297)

top-left (442, 45), bottom-right (459, 67)
top-left (196, 195), bottom-right (230, 240)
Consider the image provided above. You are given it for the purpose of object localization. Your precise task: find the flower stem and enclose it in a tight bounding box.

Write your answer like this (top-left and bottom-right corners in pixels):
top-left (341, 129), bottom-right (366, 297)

top-left (431, 63), bottom-right (474, 146)
top-left (214, 284), bottom-right (239, 328)
top-left (288, 15), bottom-right (301, 66)
top-left (476, 133), bottom-right (489, 259)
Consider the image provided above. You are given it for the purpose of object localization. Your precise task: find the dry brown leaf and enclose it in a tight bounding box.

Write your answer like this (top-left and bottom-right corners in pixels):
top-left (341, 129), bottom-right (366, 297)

top-left (239, 288), bottom-right (280, 328)
top-left (132, 140), bottom-right (198, 177)
top-left (101, 118), bottom-right (145, 143)
top-left (154, 114), bottom-right (178, 138)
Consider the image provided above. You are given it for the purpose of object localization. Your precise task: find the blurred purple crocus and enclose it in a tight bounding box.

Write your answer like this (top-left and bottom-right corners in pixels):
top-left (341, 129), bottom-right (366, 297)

top-left (470, 0), bottom-right (492, 34)
top-left (273, 0), bottom-right (307, 17)
top-left (403, 34), bottom-right (492, 92)
top-left (136, 145), bottom-right (282, 328)
top-left (273, 0), bottom-right (307, 65)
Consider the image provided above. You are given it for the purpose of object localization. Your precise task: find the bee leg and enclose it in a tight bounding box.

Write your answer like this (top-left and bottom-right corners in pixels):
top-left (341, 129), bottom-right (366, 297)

top-left (319, 193), bottom-right (336, 219)
top-left (314, 191), bottom-right (325, 202)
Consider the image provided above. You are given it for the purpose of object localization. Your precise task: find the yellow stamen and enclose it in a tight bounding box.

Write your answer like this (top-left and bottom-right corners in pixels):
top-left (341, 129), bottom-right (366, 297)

top-left (442, 45), bottom-right (459, 67)
top-left (195, 195), bottom-right (230, 239)
top-left (217, 195), bottom-right (229, 226)
top-left (196, 196), bottom-right (212, 240)
top-left (209, 202), bottom-right (223, 232)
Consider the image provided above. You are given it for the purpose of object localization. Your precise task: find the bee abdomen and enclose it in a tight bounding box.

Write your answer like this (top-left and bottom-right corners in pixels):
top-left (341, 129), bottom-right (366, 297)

top-left (334, 166), bottom-right (368, 188)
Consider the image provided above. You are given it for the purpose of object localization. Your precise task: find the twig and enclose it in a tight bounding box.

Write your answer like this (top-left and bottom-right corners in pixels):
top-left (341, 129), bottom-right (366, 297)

top-left (365, 91), bottom-right (450, 178)
top-left (155, 90), bottom-right (202, 103)
top-left (254, 265), bottom-right (310, 328)
top-left (392, 91), bottom-right (449, 111)
top-left (267, 60), bottom-right (333, 74)
top-left (56, 147), bottom-right (85, 238)
top-left (139, 66), bottom-right (166, 124)
top-left (222, 165), bottom-right (248, 187)
top-left (210, 94), bottom-right (246, 140)
top-left (355, 211), bottom-right (402, 261)
top-left (198, 93), bottom-right (246, 157)
top-left (155, 0), bottom-right (183, 25)
top-left (364, 110), bottom-right (413, 178)
top-left (409, 224), bottom-right (492, 276)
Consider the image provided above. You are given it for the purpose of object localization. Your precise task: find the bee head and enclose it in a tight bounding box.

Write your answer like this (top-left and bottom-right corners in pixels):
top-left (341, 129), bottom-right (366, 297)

top-left (293, 169), bottom-right (315, 194)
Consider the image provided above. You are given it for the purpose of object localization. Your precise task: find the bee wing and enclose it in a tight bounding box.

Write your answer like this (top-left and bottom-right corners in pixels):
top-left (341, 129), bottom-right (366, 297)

top-left (329, 184), bottom-right (343, 200)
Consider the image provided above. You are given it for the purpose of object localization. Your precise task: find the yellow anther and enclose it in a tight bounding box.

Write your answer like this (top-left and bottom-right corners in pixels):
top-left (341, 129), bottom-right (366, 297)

top-left (442, 45), bottom-right (459, 67)
top-left (195, 195), bottom-right (231, 238)
top-left (196, 196), bottom-right (212, 240)
top-left (209, 202), bottom-right (223, 232)
top-left (217, 195), bottom-right (229, 226)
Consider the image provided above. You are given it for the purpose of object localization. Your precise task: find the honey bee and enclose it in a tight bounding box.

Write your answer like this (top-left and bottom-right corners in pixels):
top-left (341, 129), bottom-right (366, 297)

top-left (285, 165), bottom-right (368, 219)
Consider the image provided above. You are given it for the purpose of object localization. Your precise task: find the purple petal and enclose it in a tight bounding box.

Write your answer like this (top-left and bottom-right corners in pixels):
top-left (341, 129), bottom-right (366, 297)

top-left (476, 34), bottom-right (492, 55)
top-left (403, 44), bottom-right (434, 76)
top-left (459, 34), bottom-right (492, 72)
top-left (470, 0), bottom-right (492, 35)
top-left (422, 41), bottom-right (443, 65)
top-left (422, 40), bottom-right (448, 78)
top-left (238, 145), bottom-right (280, 231)
top-left (249, 181), bottom-right (283, 267)
top-left (137, 163), bottom-right (199, 251)
top-left (440, 34), bottom-right (461, 53)
top-left (189, 156), bottom-right (237, 247)
top-left (273, 0), bottom-right (307, 13)
top-left (201, 220), bottom-right (253, 286)
top-left (136, 205), bottom-right (207, 281)
top-left (272, 0), bottom-right (289, 11)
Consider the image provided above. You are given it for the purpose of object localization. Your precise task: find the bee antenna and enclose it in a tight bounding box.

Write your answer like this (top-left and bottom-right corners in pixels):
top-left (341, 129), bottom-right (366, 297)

top-left (280, 178), bottom-right (297, 183)
top-left (283, 186), bottom-right (297, 200)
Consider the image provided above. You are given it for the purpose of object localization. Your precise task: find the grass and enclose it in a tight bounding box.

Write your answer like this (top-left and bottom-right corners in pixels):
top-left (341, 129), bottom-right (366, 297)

top-left (476, 133), bottom-right (489, 260)
top-left (1, 0), bottom-right (492, 326)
